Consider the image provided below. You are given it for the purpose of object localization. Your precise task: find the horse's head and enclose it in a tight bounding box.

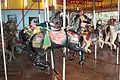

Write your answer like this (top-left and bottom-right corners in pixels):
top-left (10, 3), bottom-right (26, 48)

top-left (108, 18), bottom-right (117, 25)
top-left (68, 12), bottom-right (80, 32)
top-left (66, 30), bottom-right (84, 52)
top-left (69, 12), bottom-right (80, 26)
top-left (50, 10), bottom-right (63, 28)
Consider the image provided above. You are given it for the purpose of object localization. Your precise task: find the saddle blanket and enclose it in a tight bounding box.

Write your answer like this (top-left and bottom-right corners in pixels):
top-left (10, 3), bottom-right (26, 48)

top-left (86, 33), bottom-right (91, 40)
top-left (49, 30), bottom-right (66, 45)
top-left (81, 23), bottom-right (87, 28)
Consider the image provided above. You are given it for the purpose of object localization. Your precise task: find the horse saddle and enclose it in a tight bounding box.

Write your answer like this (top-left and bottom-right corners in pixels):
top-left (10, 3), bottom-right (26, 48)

top-left (24, 25), bottom-right (40, 36)
top-left (49, 30), bottom-right (66, 45)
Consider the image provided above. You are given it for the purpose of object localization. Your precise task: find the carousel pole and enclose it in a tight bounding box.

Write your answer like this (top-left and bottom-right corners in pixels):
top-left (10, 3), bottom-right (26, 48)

top-left (44, 0), bottom-right (48, 62)
top-left (44, 0), bottom-right (55, 73)
top-left (118, 0), bottom-right (120, 22)
top-left (76, 0), bottom-right (79, 10)
top-left (2, 0), bottom-right (8, 22)
top-left (117, 47), bottom-right (119, 64)
top-left (99, 1), bottom-right (102, 19)
top-left (0, 1), bottom-right (8, 80)
top-left (93, 0), bottom-right (97, 59)
top-left (52, 0), bottom-right (56, 10)
top-left (44, 0), bottom-right (49, 25)
top-left (85, 0), bottom-right (87, 12)
top-left (63, 0), bottom-right (66, 80)
top-left (93, 0), bottom-right (96, 29)
top-left (38, 0), bottom-right (41, 23)
top-left (116, 0), bottom-right (120, 65)
top-left (111, 0), bottom-right (113, 12)
top-left (46, 0), bottom-right (50, 22)
top-left (44, 0), bottom-right (47, 22)
top-left (46, 0), bottom-right (55, 69)
top-left (63, 0), bottom-right (66, 29)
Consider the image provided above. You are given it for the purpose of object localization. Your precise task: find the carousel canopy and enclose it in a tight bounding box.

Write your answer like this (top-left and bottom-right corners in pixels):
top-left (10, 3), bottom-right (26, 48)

top-left (1, 0), bottom-right (118, 12)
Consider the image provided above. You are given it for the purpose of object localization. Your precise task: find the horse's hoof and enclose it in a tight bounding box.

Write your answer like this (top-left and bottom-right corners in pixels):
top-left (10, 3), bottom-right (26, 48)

top-left (13, 57), bottom-right (16, 60)
top-left (7, 59), bottom-right (12, 63)
top-left (113, 49), bottom-right (117, 52)
top-left (69, 56), bottom-right (75, 61)
top-left (79, 61), bottom-right (84, 66)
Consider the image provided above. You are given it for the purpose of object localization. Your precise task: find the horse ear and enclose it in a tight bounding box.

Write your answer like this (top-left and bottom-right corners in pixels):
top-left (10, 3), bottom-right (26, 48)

top-left (76, 14), bottom-right (80, 17)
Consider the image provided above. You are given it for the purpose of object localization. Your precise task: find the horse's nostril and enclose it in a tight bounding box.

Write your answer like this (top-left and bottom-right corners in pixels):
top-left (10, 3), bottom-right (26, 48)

top-left (56, 22), bottom-right (58, 24)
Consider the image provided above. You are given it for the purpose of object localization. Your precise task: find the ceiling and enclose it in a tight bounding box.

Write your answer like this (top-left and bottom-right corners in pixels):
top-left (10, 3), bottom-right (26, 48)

top-left (1, 0), bottom-right (118, 12)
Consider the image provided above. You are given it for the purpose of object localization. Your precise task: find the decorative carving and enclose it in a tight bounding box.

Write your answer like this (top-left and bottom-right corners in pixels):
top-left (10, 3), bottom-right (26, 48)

top-left (32, 0), bottom-right (42, 2)
top-left (7, 14), bottom-right (17, 23)
top-left (1, 0), bottom-right (5, 3)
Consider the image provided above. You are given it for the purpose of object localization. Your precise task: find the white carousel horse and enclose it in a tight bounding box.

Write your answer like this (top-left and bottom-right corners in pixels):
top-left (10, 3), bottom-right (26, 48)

top-left (79, 19), bottom-right (105, 53)
top-left (104, 20), bottom-right (120, 50)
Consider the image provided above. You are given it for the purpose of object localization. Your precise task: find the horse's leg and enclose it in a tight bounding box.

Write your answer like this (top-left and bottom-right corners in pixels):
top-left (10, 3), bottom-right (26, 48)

top-left (83, 36), bottom-right (87, 52)
top-left (98, 38), bottom-right (104, 49)
top-left (81, 40), bottom-right (86, 48)
top-left (62, 47), bottom-right (69, 54)
top-left (12, 38), bottom-right (16, 60)
top-left (68, 52), bottom-right (76, 61)
top-left (78, 48), bottom-right (86, 65)
top-left (9, 38), bottom-right (16, 62)
top-left (6, 49), bottom-right (12, 62)
top-left (110, 33), bottom-right (117, 50)
top-left (85, 41), bottom-right (91, 53)
top-left (104, 32), bottom-right (112, 50)
top-left (83, 36), bottom-right (91, 53)
top-left (11, 45), bottom-right (16, 60)
top-left (118, 33), bottom-right (120, 43)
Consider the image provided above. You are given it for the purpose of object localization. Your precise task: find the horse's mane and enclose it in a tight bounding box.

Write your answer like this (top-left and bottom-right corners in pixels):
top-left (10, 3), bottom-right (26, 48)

top-left (50, 10), bottom-right (61, 21)
top-left (68, 12), bottom-right (81, 32)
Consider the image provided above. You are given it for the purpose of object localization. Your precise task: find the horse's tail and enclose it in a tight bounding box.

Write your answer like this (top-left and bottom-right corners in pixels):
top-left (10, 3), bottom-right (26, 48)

top-left (105, 25), bottom-right (110, 36)
top-left (79, 36), bottom-right (84, 45)
top-left (19, 29), bottom-right (24, 41)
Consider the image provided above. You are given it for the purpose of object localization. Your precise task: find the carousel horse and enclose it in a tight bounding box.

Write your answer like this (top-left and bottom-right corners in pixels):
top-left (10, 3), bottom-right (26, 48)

top-left (67, 12), bottom-right (80, 32)
top-left (27, 11), bottom-right (86, 67)
top-left (19, 10), bottom-right (63, 43)
top-left (95, 20), bottom-right (105, 49)
top-left (19, 10), bottom-right (68, 50)
top-left (0, 22), bottom-right (11, 63)
top-left (50, 10), bottom-right (68, 29)
top-left (19, 24), bottom-right (41, 50)
top-left (65, 12), bottom-right (83, 60)
top-left (78, 15), bottom-right (105, 53)
top-left (6, 21), bottom-right (17, 62)
top-left (0, 21), bottom-right (17, 62)
top-left (29, 27), bottom-right (86, 66)
top-left (78, 12), bottom-right (93, 53)
top-left (104, 19), bottom-right (120, 51)
top-left (19, 10), bottom-right (76, 70)
top-left (66, 11), bottom-right (103, 53)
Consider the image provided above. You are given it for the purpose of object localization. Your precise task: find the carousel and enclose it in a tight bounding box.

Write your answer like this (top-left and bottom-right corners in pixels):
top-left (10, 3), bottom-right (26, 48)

top-left (0, 0), bottom-right (120, 80)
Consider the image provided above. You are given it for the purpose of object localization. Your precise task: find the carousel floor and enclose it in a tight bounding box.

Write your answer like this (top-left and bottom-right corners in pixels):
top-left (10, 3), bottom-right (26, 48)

top-left (0, 45), bottom-right (120, 80)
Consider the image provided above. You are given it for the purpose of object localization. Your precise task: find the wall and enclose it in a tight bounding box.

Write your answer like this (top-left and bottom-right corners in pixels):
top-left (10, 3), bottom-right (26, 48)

top-left (2, 10), bottom-right (23, 30)
top-left (1, 0), bottom-right (118, 10)
top-left (2, 0), bottom-right (52, 9)
top-left (1, 10), bottom-right (52, 30)
top-left (24, 10), bottom-right (52, 27)
top-left (86, 11), bottom-right (118, 22)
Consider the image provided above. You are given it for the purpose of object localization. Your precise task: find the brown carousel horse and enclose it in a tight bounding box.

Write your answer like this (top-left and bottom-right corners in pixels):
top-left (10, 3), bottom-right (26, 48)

top-left (68, 11), bottom-right (105, 53)
top-left (0, 21), bottom-right (17, 63)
